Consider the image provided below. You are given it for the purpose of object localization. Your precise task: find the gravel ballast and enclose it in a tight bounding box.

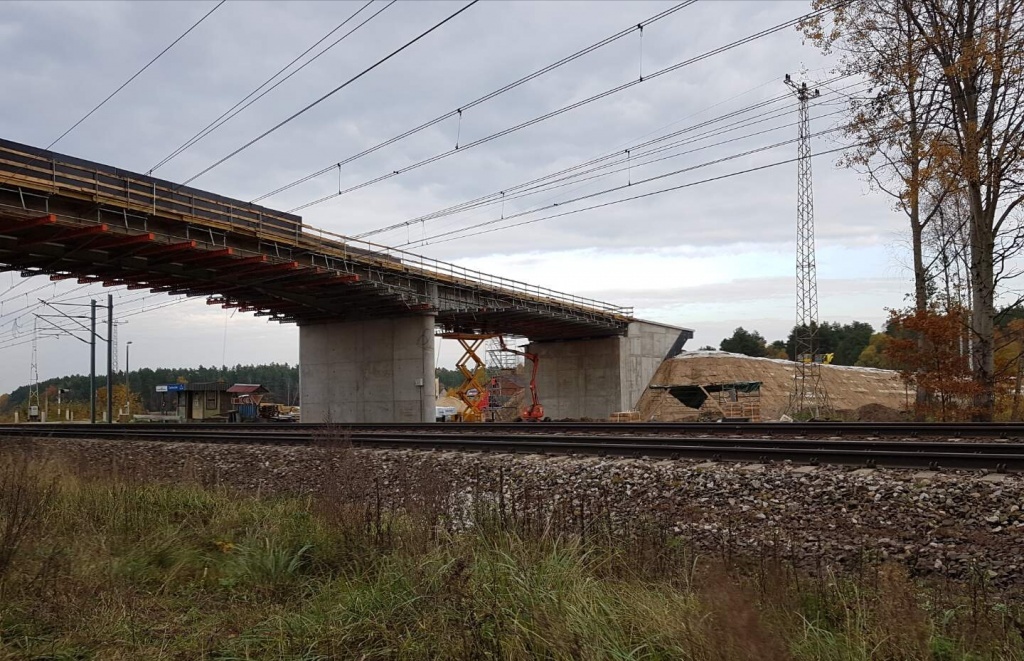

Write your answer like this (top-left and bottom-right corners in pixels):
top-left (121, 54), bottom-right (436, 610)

top-left (10, 436), bottom-right (1024, 593)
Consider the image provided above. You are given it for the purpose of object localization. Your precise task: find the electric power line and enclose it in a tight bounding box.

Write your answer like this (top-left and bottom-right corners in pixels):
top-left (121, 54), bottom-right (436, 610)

top-left (404, 138), bottom-right (857, 249)
top-left (279, 1), bottom-right (853, 215)
top-left (48, 1), bottom-right (227, 152)
top-left (362, 77), bottom-right (865, 240)
top-left (179, 0), bottom-right (482, 188)
top-left (148, 0), bottom-right (388, 174)
top-left (250, 0), bottom-right (700, 204)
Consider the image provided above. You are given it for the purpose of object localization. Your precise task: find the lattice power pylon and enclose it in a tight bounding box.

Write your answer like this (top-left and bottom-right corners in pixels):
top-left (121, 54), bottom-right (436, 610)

top-left (784, 74), bottom-right (831, 418)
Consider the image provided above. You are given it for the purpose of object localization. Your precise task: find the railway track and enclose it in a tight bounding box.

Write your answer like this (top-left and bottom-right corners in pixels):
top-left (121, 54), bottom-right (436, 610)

top-left (2, 423), bottom-right (1024, 472)
top-left (8, 420), bottom-right (1024, 438)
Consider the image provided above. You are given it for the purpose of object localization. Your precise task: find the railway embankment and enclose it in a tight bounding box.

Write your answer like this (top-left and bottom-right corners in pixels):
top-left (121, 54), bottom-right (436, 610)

top-left (9, 436), bottom-right (1024, 593)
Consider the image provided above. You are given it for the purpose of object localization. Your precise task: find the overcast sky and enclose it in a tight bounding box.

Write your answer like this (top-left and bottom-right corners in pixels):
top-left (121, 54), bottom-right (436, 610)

top-left (0, 0), bottom-right (914, 395)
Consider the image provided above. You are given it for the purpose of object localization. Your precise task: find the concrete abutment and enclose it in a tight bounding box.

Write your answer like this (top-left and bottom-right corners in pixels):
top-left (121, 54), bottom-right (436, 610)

top-left (527, 321), bottom-right (692, 420)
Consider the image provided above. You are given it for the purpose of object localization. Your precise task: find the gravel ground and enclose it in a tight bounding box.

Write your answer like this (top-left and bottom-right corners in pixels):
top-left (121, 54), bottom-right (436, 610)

top-left (9, 436), bottom-right (1024, 593)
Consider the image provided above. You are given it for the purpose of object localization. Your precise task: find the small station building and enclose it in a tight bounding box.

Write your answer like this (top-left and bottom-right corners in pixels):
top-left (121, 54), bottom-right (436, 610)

top-left (157, 382), bottom-right (270, 422)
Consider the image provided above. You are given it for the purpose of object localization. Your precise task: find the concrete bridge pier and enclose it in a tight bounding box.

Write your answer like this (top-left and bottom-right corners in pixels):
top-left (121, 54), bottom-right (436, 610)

top-left (299, 315), bottom-right (435, 423)
top-left (527, 321), bottom-right (692, 420)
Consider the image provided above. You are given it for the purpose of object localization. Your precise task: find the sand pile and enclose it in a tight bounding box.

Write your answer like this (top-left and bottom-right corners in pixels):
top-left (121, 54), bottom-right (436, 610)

top-left (636, 351), bottom-right (908, 421)
top-left (435, 393), bottom-right (467, 412)
top-left (491, 389), bottom-right (526, 422)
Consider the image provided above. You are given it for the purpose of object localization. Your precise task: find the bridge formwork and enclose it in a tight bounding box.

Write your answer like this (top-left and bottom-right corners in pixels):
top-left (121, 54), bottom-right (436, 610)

top-left (0, 137), bottom-right (693, 423)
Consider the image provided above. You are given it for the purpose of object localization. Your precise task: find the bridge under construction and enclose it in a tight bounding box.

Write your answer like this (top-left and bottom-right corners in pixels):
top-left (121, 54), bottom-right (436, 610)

top-left (0, 137), bottom-right (692, 422)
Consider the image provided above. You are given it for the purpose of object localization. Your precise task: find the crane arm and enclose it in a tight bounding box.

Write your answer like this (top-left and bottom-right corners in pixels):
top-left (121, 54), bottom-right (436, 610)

top-left (498, 336), bottom-right (541, 412)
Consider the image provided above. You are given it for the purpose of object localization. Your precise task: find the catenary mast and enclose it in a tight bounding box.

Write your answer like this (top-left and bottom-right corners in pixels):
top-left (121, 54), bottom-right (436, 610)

top-left (785, 73), bottom-right (831, 418)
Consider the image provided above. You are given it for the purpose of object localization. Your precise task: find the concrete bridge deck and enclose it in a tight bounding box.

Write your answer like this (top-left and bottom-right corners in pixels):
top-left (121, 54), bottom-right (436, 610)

top-left (0, 137), bottom-right (693, 422)
top-left (0, 137), bottom-right (634, 341)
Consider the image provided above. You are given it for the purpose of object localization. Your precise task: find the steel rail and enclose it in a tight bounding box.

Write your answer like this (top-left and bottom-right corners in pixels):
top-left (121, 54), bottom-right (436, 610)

top-left (9, 421), bottom-right (1024, 438)
top-left (2, 425), bottom-right (1022, 472)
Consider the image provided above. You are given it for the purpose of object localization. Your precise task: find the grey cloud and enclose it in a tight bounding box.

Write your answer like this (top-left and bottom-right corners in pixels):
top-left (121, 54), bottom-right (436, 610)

top-left (0, 0), bottom-right (916, 392)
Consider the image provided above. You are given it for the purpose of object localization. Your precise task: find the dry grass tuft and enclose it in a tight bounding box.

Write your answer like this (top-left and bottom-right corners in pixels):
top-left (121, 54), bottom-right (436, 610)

top-left (0, 445), bottom-right (1020, 659)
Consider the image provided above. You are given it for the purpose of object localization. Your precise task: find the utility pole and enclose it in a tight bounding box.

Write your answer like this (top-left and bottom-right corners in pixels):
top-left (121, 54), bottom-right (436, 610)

top-left (106, 294), bottom-right (113, 424)
top-left (36, 298), bottom-right (99, 423)
top-left (784, 73), bottom-right (831, 419)
top-left (57, 387), bottom-right (69, 419)
top-left (90, 299), bottom-right (97, 424)
top-left (28, 318), bottom-right (40, 422)
top-left (112, 319), bottom-right (118, 373)
top-left (125, 340), bottom-right (133, 419)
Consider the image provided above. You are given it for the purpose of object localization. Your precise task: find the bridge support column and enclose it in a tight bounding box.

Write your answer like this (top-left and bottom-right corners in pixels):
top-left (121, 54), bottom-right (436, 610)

top-left (299, 315), bottom-right (435, 423)
top-left (527, 321), bottom-right (691, 420)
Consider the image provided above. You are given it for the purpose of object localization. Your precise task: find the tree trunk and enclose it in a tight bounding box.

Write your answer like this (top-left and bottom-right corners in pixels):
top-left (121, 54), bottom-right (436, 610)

top-left (969, 203), bottom-right (997, 420)
top-left (909, 176), bottom-right (930, 419)
top-left (1012, 334), bottom-right (1023, 419)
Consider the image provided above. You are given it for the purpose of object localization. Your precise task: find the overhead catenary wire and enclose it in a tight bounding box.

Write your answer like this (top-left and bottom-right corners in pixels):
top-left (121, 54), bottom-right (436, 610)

top-left (0, 270), bottom-right (54, 302)
top-left (279, 1), bottom-right (853, 214)
top-left (0, 272), bottom-right (202, 341)
top-left (250, 0), bottom-right (700, 204)
top-left (179, 0), bottom-right (482, 188)
top-left (0, 280), bottom-right (90, 322)
top-left (417, 82), bottom-right (869, 242)
top-left (0, 279), bottom-right (192, 338)
top-left (0, 0), bottom-right (226, 192)
top-left (119, 296), bottom-right (204, 320)
top-left (359, 94), bottom-right (800, 237)
top-left (148, 0), bottom-right (389, 174)
top-left (395, 105), bottom-right (852, 245)
top-left (411, 142), bottom-right (859, 249)
top-left (0, 276), bottom-right (140, 327)
top-left (394, 74), bottom-right (865, 246)
top-left (0, 294), bottom-right (192, 352)
top-left (360, 77), bottom-right (866, 240)
top-left (403, 123), bottom-right (849, 247)
top-left (49, 1), bottom-right (226, 152)
top-left (398, 120), bottom-right (851, 247)
top-left (417, 105), bottom-right (851, 231)
top-left (0, 335), bottom-right (53, 353)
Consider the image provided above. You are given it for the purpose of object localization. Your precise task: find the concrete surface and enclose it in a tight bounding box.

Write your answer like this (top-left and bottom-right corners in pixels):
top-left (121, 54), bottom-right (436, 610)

top-left (299, 315), bottom-right (435, 423)
top-left (527, 321), bottom-right (691, 420)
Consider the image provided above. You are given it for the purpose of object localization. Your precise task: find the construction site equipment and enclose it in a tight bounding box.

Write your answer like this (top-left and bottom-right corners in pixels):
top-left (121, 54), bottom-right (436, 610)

top-left (442, 333), bottom-right (546, 422)
top-left (440, 333), bottom-right (493, 422)
top-left (497, 337), bottom-right (546, 422)
top-left (797, 352), bottom-right (834, 365)
top-left (485, 373), bottom-right (525, 420)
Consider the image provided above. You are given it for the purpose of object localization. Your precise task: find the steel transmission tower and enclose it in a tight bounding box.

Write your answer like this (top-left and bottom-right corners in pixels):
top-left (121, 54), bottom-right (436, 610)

top-left (784, 74), bottom-right (831, 418)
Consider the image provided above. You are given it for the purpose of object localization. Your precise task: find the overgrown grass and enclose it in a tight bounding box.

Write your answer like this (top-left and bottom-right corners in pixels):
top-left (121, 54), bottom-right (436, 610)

top-left (0, 449), bottom-right (1021, 660)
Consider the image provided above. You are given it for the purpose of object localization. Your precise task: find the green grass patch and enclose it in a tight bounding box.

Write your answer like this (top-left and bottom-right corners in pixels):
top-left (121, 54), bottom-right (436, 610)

top-left (0, 453), bottom-right (1020, 659)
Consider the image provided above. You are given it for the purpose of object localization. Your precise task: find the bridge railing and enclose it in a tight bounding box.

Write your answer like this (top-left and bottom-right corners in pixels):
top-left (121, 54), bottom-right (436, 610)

top-left (297, 223), bottom-right (633, 317)
top-left (0, 138), bottom-right (302, 239)
top-left (0, 138), bottom-right (633, 319)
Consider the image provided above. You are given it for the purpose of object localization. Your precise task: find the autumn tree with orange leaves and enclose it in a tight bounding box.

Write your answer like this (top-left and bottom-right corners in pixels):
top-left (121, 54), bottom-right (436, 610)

top-left (805, 0), bottom-right (1024, 420)
top-left (885, 304), bottom-right (979, 420)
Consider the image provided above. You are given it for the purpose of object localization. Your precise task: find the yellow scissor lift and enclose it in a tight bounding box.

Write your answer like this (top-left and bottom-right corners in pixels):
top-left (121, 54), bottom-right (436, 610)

top-left (441, 333), bottom-right (497, 422)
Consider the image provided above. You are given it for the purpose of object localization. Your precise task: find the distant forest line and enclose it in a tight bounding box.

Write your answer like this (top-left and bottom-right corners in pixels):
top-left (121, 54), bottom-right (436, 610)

top-left (1, 364), bottom-right (473, 415)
